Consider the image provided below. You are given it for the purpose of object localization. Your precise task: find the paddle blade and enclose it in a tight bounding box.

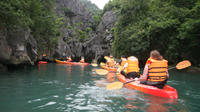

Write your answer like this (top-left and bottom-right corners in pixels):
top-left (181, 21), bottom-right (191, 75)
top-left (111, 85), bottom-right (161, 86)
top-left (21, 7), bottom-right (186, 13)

top-left (176, 60), bottom-right (191, 69)
top-left (104, 56), bottom-right (110, 61)
top-left (100, 62), bottom-right (106, 66)
top-left (106, 81), bottom-right (123, 90)
top-left (96, 69), bottom-right (108, 75)
top-left (91, 63), bottom-right (98, 67)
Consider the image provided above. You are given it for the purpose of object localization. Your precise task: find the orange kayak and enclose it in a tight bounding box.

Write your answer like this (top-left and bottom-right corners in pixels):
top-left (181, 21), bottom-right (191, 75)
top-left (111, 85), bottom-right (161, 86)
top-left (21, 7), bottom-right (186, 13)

top-left (38, 61), bottom-right (47, 64)
top-left (55, 59), bottom-right (70, 64)
top-left (56, 59), bottom-right (89, 65)
top-left (70, 62), bottom-right (89, 65)
top-left (100, 62), bottom-right (117, 72)
top-left (117, 74), bottom-right (178, 99)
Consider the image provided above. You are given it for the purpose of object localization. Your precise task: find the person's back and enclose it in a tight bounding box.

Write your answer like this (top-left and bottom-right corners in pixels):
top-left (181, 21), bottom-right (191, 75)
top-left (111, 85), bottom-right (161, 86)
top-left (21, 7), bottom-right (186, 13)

top-left (80, 57), bottom-right (85, 63)
top-left (106, 56), bottom-right (116, 68)
top-left (67, 57), bottom-right (72, 62)
top-left (147, 58), bottom-right (168, 82)
top-left (120, 56), bottom-right (140, 79)
top-left (126, 56), bottom-right (139, 73)
top-left (138, 50), bottom-right (169, 89)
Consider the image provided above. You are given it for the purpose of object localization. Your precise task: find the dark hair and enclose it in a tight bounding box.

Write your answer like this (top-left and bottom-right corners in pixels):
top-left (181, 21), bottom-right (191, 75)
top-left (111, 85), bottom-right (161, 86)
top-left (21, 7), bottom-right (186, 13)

top-left (121, 55), bottom-right (126, 58)
top-left (150, 50), bottom-right (163, 60)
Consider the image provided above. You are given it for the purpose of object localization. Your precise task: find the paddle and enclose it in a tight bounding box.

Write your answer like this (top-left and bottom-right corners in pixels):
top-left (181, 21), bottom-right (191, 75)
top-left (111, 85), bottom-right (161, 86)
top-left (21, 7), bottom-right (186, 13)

top-left (96, 69), bottom-right (108, 75)
top-left (168, 60), bottom-right (191, 70)
top-left (106, 60), bottom-right (191, 90)
top-left (104, 56), bottom-right (110, 61)
top-left (91, 63), bottom-right (98, 67)
top-left (100, 62), bottom-right (106, 66)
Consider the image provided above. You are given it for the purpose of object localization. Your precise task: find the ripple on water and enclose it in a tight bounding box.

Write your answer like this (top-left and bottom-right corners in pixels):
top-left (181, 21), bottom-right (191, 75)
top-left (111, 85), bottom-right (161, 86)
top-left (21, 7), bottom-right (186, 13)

top-left (33, 101), bottom-right (57, 109)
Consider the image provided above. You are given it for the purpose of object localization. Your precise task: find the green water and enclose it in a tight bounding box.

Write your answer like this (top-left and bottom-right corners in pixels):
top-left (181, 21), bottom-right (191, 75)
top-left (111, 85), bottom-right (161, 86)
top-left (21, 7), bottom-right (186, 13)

top-left (0, 63), bottom-right (199, 112)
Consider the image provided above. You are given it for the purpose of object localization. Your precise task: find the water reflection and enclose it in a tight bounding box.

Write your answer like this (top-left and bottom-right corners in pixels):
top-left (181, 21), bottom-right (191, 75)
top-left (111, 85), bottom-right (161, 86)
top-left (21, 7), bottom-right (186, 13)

top-left (123, 88), bottom-right (178, 112)
top-left (144, 95), bottom-right (177, 112)
top-left (38, 64), bottom-right (47, 71)
top-left (106, 72), bottom-right (116, 83)
top-left (80, 65), bottom-right (85, 76)
top-left (66, 64), bottom-right (72, 75)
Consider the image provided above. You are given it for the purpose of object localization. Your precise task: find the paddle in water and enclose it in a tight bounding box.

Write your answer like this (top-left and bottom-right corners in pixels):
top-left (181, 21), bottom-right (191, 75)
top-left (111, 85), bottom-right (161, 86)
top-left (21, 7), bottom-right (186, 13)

top-left (96, 69), bottom-right (108, 75)
top-left (106, 60), bottom-right (192, 90)
top-left (91, 63), bottom-right (98, 67)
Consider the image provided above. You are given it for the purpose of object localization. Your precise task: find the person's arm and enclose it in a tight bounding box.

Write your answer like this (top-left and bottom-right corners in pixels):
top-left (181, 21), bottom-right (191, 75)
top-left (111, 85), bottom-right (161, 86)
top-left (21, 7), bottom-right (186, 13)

top-left (166, 70), bottom-right (169, 79)
top-left (136, 64), bottom-right (150, 81)
top-left (121, 63), bottom-right (128, 72)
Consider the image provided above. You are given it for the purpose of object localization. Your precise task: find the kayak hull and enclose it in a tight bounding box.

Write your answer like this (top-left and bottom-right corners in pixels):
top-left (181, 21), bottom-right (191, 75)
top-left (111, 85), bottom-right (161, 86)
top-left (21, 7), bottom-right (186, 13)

top-left (70, 62), bottom-right (89, 65)
top-left (38, 61), bottom-right (47, 64)
top-left (100, 63), bottom-right (117, 72)
top-left (55, 59), bottom-right (89, 65)
top-left (55, 59), bottom-right (70, 64)
top-left (117, 74), bottom-right (178, 99)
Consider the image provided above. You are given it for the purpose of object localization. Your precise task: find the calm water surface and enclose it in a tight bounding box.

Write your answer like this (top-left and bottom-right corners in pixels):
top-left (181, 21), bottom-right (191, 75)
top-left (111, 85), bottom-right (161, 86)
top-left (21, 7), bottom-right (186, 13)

top-left (0, 63), bottom-right (199, 112)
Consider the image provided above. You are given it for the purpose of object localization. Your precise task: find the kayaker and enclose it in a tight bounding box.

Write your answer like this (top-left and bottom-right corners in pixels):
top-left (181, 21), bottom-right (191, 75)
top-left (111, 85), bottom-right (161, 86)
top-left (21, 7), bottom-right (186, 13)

top-left (136, 50), bottom-right (169, 89)
top-left (106, 55), bottom-right (116, 68)
top-left (119, 55), bottom-right (127, 67)
top-left (80, 56), bottom-right (85, 63)
top-left (67, 56), bottom-right (72, 62)
top-left (120, 56), bottom-right (140, 79)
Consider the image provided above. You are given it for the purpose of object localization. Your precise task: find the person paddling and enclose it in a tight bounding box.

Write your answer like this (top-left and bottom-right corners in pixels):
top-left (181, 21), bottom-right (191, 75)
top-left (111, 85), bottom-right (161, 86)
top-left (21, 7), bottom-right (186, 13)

top-left (120, 56), bottom-right (140, 79)
top-left (80, 56), bottom-right (85, 63)
top-left (118, 55), bottom-right (127, 67)
top-left (136, 50), bottom-right (168, 89)
top-left (106, 55), bottom-right (116, 68)
top-left (67, 56), bottom-right (72, 62)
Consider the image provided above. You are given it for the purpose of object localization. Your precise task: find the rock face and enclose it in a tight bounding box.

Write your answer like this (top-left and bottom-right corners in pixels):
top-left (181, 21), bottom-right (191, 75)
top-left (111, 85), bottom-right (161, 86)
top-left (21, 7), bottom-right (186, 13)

top-left (54, 0), bottom-right (94, 58)
top-left (0, 27), bottom-right (37, 65)
top-left (84, 11), bottom-right (117, 62)
top-left (0, 0), bottom-right (118, 66)
top-left (54, 0), bottom-right (117, 62)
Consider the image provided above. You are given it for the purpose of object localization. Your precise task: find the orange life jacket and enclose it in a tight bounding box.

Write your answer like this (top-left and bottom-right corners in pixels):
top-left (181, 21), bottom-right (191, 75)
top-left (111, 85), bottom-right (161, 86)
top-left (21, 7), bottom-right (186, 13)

top-left (147, 58), bottom-right (168, 82)
top-left (126, 57), bottom-right (139, 73)
top-left (121, 58), bottom-right (127, 67)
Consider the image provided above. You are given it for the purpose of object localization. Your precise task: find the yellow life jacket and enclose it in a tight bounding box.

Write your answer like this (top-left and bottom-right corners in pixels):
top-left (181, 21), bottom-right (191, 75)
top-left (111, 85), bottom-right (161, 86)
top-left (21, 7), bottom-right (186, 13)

top-left (121, 58), bottom-right (127, 67)
top-left (67, 57), bottom-right (72, 62)
top-left (107, 58), bottom-right (115, 67)
top-left (80, 58), bottom-right (85, 63)
top-left (126, 56), bottom-right (139, 73)
top-left (147, 59), bottom-right (168, 82)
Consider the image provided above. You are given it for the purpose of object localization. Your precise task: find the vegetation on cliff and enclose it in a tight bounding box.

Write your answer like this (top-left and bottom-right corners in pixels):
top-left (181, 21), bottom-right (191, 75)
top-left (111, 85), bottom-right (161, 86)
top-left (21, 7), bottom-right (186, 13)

top-left (0, 0), bottom-right (62, 54)
top-left (105, 0), bottom-right (200, 66)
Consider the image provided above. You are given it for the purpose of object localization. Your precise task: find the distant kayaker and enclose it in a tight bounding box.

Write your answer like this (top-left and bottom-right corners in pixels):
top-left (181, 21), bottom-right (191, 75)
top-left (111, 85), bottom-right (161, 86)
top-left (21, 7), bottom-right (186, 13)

top-left (80, 56), bottom-right (85, 63)
top-left (120, 56), bottom-right (140, 79)
top-left (67, 56), bottom-right (72, 62)
top-left (136, 50), bottom-right (169, 89)
top-left (106, 55), bottom-right (116, 68)
top-left (119, 55), bottom-right (127, 67)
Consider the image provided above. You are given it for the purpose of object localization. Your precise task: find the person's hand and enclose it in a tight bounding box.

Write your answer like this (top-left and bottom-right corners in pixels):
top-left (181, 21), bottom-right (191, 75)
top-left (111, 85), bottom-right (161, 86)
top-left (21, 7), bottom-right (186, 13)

top-left (134, 78), bottom-right (140, 83)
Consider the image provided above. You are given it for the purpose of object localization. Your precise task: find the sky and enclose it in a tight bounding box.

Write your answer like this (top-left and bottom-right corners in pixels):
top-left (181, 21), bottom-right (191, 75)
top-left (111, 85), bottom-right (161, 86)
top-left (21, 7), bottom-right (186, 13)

top-left (90, 0), bottom-right (110, 9)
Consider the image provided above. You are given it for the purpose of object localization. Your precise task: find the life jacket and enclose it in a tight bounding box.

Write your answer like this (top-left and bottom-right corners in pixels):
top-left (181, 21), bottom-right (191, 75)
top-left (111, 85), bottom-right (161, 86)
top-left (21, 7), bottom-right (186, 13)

top-left (147, 58), bottom-right (168, 82)
top-left (107, 58), bottom-right (115, 67)
top-left (67, 57), bottom-right (72, 62)
top-left (126, 56), bottom-right (139, 73)
top-left (121, 58), bottom-right (127, 67)
top-left (80, 58), bottom-right (85, 63)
